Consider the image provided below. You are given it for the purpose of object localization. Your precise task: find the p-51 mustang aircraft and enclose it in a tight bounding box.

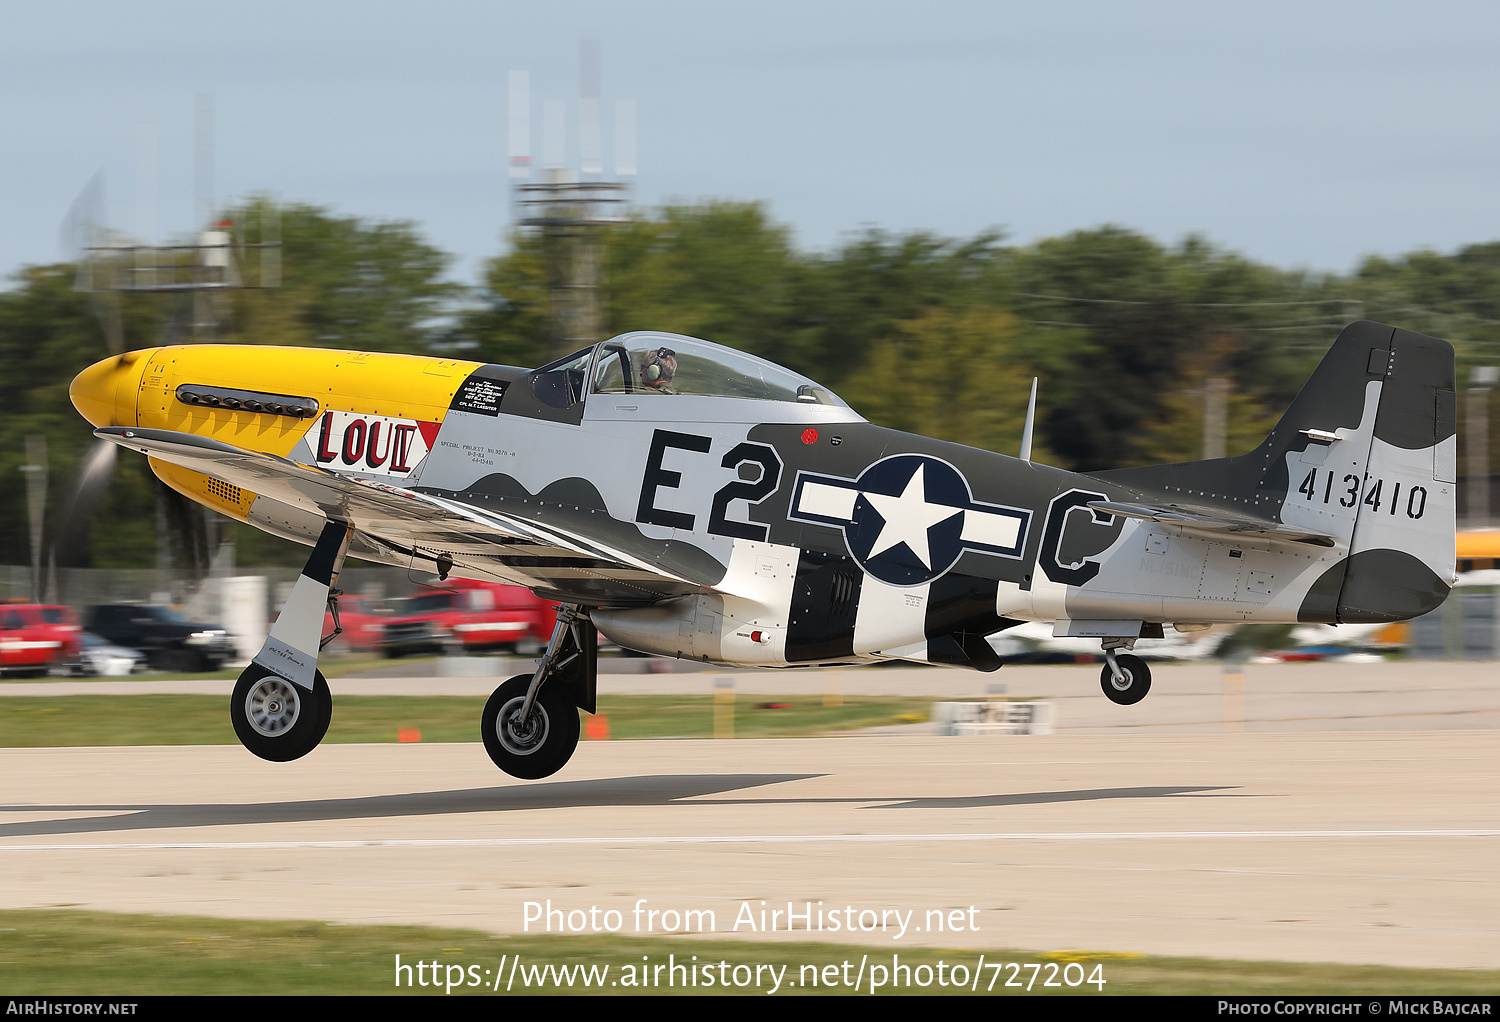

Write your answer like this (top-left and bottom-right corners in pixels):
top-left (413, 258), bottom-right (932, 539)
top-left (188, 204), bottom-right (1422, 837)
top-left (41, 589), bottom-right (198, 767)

top-left (70, 321), bottom-right (1456, 777)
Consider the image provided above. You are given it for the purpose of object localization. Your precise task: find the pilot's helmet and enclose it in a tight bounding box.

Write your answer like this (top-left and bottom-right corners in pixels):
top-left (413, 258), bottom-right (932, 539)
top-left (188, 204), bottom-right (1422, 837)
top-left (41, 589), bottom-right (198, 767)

top-left (642, 347), bottom-right (677, 390)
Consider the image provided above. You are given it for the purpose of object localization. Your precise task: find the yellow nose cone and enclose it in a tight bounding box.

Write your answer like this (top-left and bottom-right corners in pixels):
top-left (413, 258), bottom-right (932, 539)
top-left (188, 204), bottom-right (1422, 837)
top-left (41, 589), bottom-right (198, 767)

top-left (70, 349), bottom-right (155, 428)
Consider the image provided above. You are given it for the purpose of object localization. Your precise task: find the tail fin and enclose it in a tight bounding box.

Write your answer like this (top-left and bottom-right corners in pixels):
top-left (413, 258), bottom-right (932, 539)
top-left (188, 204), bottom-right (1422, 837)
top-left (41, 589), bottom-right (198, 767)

top-left (1097, 321), bottom-right (1455, 622)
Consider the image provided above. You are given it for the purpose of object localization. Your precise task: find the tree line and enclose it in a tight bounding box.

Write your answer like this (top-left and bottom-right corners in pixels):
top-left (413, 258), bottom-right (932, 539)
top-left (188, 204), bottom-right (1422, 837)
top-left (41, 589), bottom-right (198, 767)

top-left (4, 196), bottom-right (1500, 569)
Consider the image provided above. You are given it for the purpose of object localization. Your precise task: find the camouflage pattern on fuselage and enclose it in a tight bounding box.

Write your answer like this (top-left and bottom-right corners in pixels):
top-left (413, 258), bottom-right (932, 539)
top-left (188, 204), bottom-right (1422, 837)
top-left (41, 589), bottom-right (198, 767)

top-left (71, 323), bottom-right (1456, 672)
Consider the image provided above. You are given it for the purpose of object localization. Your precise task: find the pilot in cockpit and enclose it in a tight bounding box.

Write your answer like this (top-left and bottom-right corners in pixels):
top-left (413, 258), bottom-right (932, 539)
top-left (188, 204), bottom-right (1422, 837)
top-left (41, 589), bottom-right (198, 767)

top-left (641, 347), bottom-right (678, 394)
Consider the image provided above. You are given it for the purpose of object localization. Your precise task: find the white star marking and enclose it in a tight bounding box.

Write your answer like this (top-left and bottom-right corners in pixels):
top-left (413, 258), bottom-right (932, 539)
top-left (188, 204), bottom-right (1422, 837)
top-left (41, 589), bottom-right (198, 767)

top-left (861, 463), bottom-right (963, 568)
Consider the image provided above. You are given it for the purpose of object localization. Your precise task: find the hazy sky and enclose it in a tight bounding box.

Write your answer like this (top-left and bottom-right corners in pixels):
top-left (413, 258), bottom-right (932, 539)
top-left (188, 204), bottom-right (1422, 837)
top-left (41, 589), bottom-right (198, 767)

top-left (6, 1), bottom-right (1500, 286)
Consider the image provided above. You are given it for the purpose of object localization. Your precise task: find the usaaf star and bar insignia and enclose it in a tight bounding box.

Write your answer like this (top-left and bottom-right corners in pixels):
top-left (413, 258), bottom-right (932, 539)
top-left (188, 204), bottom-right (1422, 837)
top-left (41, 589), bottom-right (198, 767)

top-left (789, 454), bottom-right (1030, 585)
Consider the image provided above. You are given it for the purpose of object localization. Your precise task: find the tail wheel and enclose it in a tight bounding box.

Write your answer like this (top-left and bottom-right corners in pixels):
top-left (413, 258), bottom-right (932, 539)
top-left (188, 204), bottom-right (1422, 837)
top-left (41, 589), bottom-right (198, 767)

top-left (231, 666), bottom-right (332, 762)
top-left (1100, 654), bottom-right (1152, 705)
top-left (481, 673), bottom-right (580, 780)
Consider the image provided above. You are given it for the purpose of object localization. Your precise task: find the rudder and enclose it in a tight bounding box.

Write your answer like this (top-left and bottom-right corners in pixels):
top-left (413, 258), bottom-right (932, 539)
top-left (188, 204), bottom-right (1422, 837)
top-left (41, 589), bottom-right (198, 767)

top-left (1337, 326), bottom-right (1456, 621)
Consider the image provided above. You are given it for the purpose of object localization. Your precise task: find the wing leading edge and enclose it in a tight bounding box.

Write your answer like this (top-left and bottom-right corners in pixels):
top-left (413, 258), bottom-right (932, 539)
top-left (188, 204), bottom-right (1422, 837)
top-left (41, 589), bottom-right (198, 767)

top-left (95, 426), bottom-right (712, 603)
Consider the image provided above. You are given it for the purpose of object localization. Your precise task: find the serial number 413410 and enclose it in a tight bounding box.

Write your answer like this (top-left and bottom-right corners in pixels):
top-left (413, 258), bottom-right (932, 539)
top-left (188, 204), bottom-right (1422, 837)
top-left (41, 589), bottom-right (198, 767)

top-left (1297, 469), bottom-right (1427, 519)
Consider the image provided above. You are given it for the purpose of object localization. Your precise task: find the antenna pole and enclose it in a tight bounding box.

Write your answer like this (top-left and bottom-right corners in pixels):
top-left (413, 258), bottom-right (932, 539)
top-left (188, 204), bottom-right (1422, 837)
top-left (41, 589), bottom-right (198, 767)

top-left (1019, 378), bottom-right (1038, 462)
top-left (21, 436), bottom-right (47, 603)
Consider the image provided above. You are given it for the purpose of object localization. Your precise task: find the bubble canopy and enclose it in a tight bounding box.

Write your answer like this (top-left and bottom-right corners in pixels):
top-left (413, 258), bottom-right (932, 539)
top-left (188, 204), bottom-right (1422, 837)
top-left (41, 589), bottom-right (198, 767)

top-left (580, 332), bottom-right (849, 407)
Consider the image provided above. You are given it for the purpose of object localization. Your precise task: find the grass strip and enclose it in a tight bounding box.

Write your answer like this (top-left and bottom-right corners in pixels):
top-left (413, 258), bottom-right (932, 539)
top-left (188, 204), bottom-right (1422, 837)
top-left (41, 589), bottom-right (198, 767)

top-left (0, 694), bottom-right (931, 747)
top-left (0, 909), bottom-right (1495, 996)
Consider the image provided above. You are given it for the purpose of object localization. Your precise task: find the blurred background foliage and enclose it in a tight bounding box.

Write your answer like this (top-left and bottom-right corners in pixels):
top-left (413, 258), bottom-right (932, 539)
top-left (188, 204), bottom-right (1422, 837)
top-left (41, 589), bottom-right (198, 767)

top-left (4, 195), bottom-right (1500, 567)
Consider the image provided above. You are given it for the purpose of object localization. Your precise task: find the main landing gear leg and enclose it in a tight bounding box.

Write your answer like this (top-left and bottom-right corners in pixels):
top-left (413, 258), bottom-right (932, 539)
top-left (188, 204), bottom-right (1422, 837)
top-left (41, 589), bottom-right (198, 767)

top-left (481, 604), bottom-right (595, 780)
top-left (1099, 636), bottom-right (1151, 705)
top-left (230, 519), bottom-right (351, 762)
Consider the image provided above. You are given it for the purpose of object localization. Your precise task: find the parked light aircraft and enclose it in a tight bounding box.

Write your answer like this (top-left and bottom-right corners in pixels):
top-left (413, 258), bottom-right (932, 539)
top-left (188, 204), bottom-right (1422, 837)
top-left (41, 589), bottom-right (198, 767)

top-left (69, 321), bottom-right (1456, 777)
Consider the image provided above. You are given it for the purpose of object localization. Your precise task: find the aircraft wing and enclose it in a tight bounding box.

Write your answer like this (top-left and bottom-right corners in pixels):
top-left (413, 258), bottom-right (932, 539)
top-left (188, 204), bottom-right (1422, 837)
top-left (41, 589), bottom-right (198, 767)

top-left (1086, 500), bottom-right (1338, 547)
top-left (95, 427), bottom-right (711, 602)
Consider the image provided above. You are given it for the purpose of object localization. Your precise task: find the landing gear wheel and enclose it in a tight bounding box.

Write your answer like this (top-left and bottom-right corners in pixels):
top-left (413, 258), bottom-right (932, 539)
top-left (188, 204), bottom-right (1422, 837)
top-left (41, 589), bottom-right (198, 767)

top-left (481, 673), bottom-right (580, 779)
top-left (1100, 654), bottom-right (1151, 705)
top-left (231, 666), bottom-right (332, 762)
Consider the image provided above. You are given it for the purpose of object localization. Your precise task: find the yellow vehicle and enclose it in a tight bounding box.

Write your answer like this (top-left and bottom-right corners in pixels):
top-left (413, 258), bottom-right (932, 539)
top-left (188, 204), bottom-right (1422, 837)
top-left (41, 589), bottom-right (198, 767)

top-left (1456, 529), bottom-right (1500, 574)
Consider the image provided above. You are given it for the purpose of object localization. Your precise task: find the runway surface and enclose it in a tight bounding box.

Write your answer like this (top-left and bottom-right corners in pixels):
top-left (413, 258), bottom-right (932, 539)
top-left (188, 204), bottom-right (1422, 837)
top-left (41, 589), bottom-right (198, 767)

top-left (2, 720), bottom-right (1497, 967)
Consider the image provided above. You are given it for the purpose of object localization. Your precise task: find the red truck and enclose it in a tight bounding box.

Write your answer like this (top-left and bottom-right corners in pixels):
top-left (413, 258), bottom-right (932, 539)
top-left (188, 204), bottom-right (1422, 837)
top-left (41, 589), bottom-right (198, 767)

top-left (377, 581), bottom-right (556, 657)
top-left (0, 604), bottom-right (84, 677)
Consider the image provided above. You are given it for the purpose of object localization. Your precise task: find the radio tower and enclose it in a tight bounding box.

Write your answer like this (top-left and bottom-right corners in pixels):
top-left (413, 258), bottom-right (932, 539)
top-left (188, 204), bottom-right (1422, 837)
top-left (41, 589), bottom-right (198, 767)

top-left (510, 42), bottom-right (634, 358)
top-left (67, 96), bottom-right (281, 592)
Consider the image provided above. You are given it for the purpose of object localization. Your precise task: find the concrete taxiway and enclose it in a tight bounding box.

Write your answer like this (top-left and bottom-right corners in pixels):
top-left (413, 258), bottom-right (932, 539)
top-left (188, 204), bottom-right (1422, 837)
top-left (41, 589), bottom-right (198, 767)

top-left (0, 701), bottom-right (1497, 968)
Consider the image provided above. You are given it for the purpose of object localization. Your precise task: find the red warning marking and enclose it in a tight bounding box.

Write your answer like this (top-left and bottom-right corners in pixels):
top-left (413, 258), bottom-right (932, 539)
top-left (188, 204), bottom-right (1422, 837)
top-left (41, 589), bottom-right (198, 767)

top-left (801, 428), bottom-right (819, 445)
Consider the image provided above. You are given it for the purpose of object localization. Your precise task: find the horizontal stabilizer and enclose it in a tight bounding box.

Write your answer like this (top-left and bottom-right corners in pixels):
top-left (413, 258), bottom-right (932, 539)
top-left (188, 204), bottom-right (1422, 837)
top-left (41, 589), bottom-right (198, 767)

top-left (1086, 500), bottom-right (1337, 547)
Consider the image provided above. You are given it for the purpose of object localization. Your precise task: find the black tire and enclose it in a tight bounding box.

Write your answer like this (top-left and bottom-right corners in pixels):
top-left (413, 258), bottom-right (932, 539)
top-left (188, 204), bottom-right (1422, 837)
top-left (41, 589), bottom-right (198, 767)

top-left (481, 673), bottom-right (580, 780)
top-left (1100, 654), bottom-right (1151, 705)
top-left (231, 665), bottom-right (332, 762)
